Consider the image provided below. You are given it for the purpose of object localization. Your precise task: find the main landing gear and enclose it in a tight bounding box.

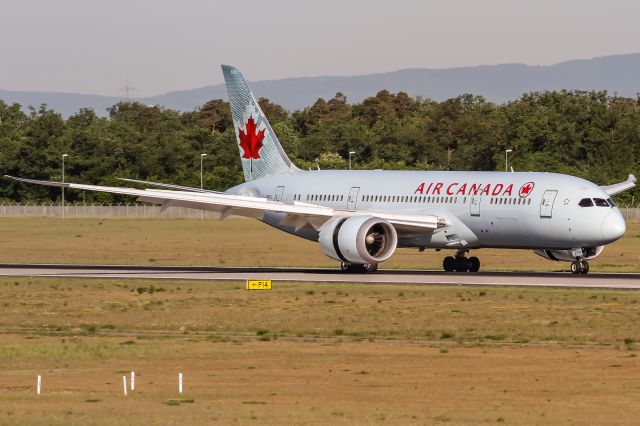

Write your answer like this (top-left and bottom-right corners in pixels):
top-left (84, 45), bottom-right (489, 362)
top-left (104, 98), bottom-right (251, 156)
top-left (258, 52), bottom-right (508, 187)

top-left (570, 259), bottom-right (589, 275)
top-left (443, 251), bottom-right (481, 273)
top-left (340, 262), bottom-right (378, 273)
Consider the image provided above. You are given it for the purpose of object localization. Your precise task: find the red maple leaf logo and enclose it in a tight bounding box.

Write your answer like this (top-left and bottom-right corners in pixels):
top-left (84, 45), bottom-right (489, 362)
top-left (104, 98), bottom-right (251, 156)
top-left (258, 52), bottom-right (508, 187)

top-left (519, 182), bottom-right (535, 198)
top-left (238, 115), bottom-right (265, 160)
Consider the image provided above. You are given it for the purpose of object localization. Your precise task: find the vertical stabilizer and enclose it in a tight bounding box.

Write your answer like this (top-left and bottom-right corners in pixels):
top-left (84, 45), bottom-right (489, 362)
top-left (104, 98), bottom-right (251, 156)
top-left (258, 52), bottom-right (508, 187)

top-left (221, 65), bottom-right (299, 181)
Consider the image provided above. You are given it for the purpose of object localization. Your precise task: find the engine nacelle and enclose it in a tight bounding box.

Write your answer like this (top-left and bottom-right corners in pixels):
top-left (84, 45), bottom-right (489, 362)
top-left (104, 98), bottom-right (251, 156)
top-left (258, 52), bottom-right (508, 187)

top-left (534, 246), bottom-right (604, 262)
top-left (318, 216), bottom-right (398, 264)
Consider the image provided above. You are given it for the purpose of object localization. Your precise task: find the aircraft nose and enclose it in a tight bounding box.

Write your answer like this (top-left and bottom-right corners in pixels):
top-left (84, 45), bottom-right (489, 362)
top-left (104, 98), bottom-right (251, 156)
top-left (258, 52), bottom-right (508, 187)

top-left (601, 211), bottom-right (626, 242)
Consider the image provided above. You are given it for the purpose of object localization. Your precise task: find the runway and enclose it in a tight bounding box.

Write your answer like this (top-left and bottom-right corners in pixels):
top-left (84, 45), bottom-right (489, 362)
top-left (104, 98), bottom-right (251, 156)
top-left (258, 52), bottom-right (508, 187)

top-left (0, 263), bottom-right (639, 289)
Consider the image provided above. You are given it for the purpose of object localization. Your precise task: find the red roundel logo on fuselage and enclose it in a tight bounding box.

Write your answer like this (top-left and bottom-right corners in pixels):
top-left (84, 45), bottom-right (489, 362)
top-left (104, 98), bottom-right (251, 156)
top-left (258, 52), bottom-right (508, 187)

top-left (519, 182), bottom-right (535, 198)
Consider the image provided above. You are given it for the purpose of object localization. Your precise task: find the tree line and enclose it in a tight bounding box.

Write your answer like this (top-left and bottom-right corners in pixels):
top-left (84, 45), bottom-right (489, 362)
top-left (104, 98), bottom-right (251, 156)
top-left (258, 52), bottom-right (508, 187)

top-left (0, 89), bottom-right (638, 204)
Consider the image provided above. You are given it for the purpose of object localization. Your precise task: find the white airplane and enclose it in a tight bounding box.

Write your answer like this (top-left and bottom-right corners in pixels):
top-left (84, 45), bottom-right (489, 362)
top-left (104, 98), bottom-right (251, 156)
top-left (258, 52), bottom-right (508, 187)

top-left (6, 65), bottom-right (636, 274)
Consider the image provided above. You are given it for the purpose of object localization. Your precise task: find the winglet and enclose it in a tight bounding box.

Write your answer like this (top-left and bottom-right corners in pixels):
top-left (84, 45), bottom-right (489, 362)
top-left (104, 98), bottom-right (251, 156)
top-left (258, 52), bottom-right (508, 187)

top-left (601, 174), bottom-right (637, 196)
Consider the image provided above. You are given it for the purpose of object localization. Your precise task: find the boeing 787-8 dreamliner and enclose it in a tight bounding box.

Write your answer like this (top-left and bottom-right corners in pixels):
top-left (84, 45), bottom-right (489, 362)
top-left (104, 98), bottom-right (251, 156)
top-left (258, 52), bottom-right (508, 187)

top-left (7, 65), bottom-right (636, 274)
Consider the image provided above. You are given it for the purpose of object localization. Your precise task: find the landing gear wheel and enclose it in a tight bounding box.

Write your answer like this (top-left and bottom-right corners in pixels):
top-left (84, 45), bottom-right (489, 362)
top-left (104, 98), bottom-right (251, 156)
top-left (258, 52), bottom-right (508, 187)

top-left (579, 260), bottom-right (589, 274)
top-left (363, 263), bottom-right (379, 273)
top-left (468, 256), bottom-right (480, 272)
top-left (341, 262), bottom-right (377, 273)
top-left (570, 261), bottom-right (579, 274)
top-left (454, 256), bottom-right (469, 272)
top-left (443, 256), bottom-right (455, 272)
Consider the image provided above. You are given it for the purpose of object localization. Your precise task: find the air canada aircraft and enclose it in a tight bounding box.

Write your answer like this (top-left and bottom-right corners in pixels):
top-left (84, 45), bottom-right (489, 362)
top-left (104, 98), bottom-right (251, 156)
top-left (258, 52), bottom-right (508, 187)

top-left (6, 66), bottom-right (637, 274)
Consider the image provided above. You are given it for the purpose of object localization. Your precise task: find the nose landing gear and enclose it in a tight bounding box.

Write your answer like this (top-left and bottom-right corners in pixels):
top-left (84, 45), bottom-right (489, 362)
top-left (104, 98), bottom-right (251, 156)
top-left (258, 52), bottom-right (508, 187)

top-left (570, 259), bottom-right (589, 274)
top-left (443, 251), bottom-right (481, 272)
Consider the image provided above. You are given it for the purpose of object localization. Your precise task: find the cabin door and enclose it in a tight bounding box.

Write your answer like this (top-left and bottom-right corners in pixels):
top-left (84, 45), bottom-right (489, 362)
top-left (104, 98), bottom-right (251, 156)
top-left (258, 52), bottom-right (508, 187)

top-left (347, 187), bottom-right (360, 211)
top-left (470, 196), bottom-right (481, 216)
top-left (540, 190), bottom-right (558, 218)
top-left (274, 186), bottom-right (285, 202)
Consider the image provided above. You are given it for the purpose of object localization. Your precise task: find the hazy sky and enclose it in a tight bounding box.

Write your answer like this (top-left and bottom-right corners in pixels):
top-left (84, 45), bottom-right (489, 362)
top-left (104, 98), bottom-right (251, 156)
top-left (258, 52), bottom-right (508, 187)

top-left (1, 0), bottom-right (639, 96)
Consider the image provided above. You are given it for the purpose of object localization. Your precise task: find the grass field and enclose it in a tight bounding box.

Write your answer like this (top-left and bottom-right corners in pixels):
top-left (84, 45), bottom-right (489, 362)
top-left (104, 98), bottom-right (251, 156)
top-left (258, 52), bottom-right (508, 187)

top-left (1, 218), bottom-right (639, 424)
top-left (1, 278), bottom-right (640, 424)
top-left (0, 217), bottom-right (639, 272)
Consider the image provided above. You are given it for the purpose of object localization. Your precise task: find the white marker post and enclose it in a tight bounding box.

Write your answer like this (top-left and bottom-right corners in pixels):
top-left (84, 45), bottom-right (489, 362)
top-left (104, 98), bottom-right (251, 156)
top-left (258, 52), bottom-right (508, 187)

top-left (36, 375), bottom-right (41, 395)
top-left (123, 376), bottom-right (128, 396)
top-left (130, 371), bottom-right (135, 391)
top-left (178, 372), bottom-right (183, 394)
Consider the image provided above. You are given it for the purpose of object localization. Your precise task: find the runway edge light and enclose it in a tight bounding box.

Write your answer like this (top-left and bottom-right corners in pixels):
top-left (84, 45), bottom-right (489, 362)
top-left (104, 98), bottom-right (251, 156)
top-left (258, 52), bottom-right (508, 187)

top-left (246, 280), bottom-right (272, 290)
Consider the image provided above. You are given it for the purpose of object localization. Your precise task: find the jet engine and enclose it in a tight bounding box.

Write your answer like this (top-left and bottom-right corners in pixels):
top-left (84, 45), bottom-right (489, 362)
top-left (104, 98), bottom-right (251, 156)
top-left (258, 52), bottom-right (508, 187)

top-left (318, 216), bottom-right (398, 264)
top-left (534, 246), bottom-right (604, 262)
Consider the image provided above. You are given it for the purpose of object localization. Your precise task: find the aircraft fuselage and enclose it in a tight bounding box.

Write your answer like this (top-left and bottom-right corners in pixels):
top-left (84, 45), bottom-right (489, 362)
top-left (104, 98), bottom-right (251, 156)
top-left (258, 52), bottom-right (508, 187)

top-left (229, 170), bottom-right (626, 251)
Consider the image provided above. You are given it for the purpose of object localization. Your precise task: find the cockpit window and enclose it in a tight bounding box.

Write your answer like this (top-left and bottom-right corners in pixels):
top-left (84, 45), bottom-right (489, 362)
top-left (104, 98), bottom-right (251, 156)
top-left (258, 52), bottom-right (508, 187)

top-left (578, 198), bottom-right (594, 207)
top-left (607, 198), bottom-right (616, 207)
top-left (593, 198), bottom-right (609, 207)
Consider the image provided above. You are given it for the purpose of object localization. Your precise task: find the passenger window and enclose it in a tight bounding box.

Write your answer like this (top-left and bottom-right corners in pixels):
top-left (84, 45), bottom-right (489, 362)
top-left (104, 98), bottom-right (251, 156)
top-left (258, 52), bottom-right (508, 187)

top-left (578, 198), bottom-right (594, 207)
top-left (594, 198), bottom-right (609, 207)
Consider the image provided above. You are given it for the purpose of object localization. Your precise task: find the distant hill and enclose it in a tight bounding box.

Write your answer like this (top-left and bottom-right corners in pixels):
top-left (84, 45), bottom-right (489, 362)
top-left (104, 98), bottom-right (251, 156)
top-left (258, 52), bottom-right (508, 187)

top-left (2, 53), bottom-right (640, 117)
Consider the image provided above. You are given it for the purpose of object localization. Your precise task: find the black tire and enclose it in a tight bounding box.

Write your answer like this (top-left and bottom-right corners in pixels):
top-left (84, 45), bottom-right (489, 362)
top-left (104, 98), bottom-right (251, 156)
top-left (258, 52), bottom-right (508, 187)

top-left (352, 264), bottom-right (367, 273)
top-left (468, 256), bottom-right (480, 272)
top-left (363, 263), bottom-right (378, 273)
top-left (580, 261), bottom-right (589, 274)
top-left (341, 262), bottom-right (351, 272)
top-left (570, 261), bottom-right (580, 274)
top-left (454, 256), bottom-right (468, 272)
top-left (443, 256), bottom-right (455, 272)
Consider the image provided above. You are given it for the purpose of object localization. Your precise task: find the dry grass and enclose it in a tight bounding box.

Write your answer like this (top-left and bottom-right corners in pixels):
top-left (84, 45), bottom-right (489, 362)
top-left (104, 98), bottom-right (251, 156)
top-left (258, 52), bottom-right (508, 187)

top-left (0, 217), bottom-right (639, 424)
top-left (1, 279), bottom-right (640, 424)
top-left (1, 278), bottom-right (640, 345)
top-left (0, 217), bottom-right (638, 272)
top-left (2, 337), bottom-right (639, 425)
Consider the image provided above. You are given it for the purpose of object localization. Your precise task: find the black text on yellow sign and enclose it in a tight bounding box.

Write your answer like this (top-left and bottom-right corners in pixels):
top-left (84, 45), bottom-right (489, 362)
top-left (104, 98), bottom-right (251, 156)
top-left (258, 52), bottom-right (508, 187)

top-left (246, 280), bottom-right (272, 290)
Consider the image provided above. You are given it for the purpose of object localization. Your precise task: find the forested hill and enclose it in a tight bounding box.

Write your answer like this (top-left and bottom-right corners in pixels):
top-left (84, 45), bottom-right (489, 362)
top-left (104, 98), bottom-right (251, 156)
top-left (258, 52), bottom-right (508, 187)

top-left (0, 89), bottom-right (639, 203)
top-left (2, 53), bottom-right (640, 117)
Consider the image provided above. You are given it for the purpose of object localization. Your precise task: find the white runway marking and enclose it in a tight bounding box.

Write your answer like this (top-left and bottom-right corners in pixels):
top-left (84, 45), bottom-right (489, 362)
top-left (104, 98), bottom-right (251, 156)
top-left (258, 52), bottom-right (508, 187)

top-left (0, 264), bottom-right (639, 289)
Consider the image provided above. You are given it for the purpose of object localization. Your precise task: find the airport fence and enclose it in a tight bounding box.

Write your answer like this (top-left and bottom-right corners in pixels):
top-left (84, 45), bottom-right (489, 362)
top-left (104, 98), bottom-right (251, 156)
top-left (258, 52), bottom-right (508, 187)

top-left (621, 206), bottom-right (640, 222)
top-left (0, 202), bottom-right (638, 221)
top-left (0, 203), bottom-right (218, 219)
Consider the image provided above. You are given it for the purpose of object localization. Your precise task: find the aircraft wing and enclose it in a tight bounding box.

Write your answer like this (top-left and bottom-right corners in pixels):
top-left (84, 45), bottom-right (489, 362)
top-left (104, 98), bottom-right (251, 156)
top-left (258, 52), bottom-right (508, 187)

top-left (600, 174), bottom-right (637, 196)
top-left (117, 178), bottom-right (225, 194)
top-left (4, 176), bottom-right (445, 233)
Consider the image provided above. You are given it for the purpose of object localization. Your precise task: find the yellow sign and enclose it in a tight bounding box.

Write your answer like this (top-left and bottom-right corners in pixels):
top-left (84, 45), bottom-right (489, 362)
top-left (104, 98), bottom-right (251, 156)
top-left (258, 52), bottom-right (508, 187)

top-left (246, 280), bottom-right (272, 290)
